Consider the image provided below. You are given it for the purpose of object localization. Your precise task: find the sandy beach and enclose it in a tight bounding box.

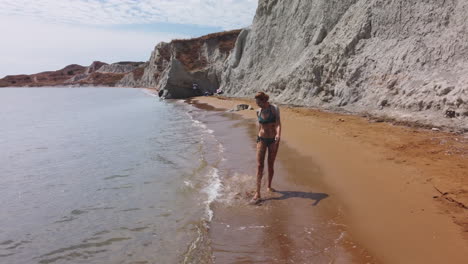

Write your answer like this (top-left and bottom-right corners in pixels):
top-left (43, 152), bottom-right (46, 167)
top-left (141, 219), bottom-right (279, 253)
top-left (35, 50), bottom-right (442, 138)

top-left (189, 95), bottom-right (468, 263)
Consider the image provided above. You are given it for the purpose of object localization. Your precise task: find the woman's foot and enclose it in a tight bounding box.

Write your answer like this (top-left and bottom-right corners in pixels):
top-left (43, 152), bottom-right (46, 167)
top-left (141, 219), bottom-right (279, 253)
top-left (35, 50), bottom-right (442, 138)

top-left (249, 192), bottom-right (262, 205)
top-left (267, 187), bottom-right (276, 192)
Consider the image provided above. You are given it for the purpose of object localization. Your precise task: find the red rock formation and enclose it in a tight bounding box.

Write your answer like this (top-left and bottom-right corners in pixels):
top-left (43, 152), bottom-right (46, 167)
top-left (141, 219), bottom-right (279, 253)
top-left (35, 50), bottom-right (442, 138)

top-left (171, 30), bottom-right (241, 72)
top-left (76, 72), bottom-right (126, 86)
top-left (0, 64), bottom-right (86, 87)
top-left (0, 61), bottom-right (139, 87)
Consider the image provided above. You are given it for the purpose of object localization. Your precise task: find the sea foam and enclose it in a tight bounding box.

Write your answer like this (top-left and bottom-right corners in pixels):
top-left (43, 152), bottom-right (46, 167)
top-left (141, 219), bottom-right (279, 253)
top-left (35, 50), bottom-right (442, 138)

top-left (202, 168), bottom-right (222, 221)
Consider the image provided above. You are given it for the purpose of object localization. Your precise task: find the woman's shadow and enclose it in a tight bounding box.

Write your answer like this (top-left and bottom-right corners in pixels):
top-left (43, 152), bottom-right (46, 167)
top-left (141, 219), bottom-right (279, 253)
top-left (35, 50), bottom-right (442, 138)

top-left (264, 190), bottom-right (329, 206)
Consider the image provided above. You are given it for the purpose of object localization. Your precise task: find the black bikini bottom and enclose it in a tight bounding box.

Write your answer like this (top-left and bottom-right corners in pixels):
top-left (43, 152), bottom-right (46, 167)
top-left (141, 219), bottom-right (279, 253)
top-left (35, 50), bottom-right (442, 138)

top-left (257, 136), bottom-right (276, 147)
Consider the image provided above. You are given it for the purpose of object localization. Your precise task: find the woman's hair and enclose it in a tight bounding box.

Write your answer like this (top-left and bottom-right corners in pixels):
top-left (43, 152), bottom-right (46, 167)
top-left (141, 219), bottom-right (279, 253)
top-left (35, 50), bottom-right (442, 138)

top-left (255, 92), bottom-right (269, 102)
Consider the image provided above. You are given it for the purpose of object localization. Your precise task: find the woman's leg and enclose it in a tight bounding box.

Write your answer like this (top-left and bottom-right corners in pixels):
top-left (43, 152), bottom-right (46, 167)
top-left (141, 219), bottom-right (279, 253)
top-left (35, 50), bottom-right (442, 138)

top-left (267, 141), bottom-right (280, 191)
top-left (255, 141), bottom-right (267, 199)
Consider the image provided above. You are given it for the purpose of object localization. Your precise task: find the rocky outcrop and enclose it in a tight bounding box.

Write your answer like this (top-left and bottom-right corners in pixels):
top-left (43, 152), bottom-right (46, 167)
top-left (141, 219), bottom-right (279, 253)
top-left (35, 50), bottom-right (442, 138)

top-left (118, 30), bottom-right (241, 98)
top-left (0, 64), bottom-right (87, 87)
top-left (228, 104), bottom-right (254, 112)
top-left (85, 61), bottom-right (107, 75)
top-left (97, 61), bottom-right (145, 74)
top-left (66, 61), bottom-right (108, 83)
top-left (220, 0), bottom-right (468, 130)
top-left (0, 61), bottom-right (143, 87)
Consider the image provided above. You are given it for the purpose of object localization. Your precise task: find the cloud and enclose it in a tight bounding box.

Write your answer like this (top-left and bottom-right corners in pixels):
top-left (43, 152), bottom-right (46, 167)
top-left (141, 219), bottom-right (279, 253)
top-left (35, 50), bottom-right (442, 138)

top-left (0, 16), bottom-right (186, 77)
top-left (0, 0), bottom-right (258, 29)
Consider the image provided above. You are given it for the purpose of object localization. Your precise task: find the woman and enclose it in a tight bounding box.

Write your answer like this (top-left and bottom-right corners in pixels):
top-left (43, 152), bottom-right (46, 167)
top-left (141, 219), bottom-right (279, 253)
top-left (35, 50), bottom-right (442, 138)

top-left (252, 92), bottom-right (281, 203)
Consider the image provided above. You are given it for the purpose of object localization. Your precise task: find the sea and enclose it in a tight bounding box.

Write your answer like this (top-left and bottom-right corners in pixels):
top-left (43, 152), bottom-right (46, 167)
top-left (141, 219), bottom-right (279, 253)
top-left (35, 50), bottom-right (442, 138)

top-left (0, 88), bottom-right (232, 264)
top-left (0, 87), bottom-right (374, 264)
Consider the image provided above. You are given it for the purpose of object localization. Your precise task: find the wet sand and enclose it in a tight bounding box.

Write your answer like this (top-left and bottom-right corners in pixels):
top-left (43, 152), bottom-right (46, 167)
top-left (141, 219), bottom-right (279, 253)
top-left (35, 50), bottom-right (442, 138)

top-left (191, 96), bottom-right (468, 264)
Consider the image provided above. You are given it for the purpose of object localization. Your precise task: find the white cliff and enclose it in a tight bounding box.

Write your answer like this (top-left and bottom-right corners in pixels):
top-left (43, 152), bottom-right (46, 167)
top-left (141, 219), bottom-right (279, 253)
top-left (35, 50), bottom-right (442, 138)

top-left (116, 0), bottom-right (467, 130)
top-left (221, 0), bottom-right (468, 130)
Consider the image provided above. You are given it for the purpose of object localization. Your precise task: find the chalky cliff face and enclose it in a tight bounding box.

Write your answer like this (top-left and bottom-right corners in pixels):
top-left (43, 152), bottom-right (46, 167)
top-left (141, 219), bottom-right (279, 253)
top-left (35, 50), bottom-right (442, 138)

top-left (118, 30), bottom-right (240, 98)
top-left (221, 0), bottom-right (468, 130)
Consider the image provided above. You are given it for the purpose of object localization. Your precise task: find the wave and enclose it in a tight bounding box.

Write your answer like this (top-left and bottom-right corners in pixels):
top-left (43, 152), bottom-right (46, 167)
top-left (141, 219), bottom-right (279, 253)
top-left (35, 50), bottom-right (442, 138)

top-left (202, 168), bottom-right (222, 221)
top-left (180, 104), bottom-right (228, 263)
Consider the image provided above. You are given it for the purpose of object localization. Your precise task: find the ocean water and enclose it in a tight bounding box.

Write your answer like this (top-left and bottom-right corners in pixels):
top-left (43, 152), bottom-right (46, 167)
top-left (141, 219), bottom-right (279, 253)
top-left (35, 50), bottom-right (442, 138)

top-left (0, 88), bottom-right (223, 263)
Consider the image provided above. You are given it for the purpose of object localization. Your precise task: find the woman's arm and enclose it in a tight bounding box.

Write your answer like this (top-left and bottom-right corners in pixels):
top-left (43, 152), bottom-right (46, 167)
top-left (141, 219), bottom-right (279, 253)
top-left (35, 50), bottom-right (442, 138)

top-left (275, 106), bottom-right (281, 142)
top-left (257, 109), bottom-right (261, 135)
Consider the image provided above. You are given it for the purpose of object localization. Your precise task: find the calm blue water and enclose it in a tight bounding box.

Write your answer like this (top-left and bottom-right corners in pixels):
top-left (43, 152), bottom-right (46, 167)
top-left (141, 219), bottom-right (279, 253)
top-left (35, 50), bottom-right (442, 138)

top-left (0, 88), bottom-right (223, 263)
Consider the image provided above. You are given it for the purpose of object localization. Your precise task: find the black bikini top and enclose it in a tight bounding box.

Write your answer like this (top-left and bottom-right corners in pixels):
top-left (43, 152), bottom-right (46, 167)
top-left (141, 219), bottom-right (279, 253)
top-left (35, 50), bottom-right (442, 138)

top-left (258, 105), bottom-right (277, 124)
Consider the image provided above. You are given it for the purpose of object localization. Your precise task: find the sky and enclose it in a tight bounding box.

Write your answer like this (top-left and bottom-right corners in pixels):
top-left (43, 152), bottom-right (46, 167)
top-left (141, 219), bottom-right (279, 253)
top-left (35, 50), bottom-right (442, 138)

top-left (0, 0), bottom-right (258, 78)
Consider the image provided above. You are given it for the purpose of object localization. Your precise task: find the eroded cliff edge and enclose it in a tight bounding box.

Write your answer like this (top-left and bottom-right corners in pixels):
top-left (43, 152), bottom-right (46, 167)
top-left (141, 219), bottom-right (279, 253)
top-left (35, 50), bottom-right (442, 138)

top-left (118, 30), bottom-right (240, 98)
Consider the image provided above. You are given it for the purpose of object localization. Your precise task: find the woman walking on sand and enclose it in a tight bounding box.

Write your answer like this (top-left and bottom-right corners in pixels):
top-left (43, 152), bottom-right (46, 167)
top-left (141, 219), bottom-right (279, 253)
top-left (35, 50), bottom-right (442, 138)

top-left (252, 92), bottom-right (281, 203)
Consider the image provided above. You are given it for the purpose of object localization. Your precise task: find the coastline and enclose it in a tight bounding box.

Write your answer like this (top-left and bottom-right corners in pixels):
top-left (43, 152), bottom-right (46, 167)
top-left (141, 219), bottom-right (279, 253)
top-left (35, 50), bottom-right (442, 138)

top-left (190, 95), bottom-right (468, 263)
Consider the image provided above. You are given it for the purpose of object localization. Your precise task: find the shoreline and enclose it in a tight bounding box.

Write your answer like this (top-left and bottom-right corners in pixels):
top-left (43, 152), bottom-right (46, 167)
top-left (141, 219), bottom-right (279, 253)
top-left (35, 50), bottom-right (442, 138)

top-left (190, 95), bottom-right (468, 263)
top-left (187, 99), bottom-right (376, 263)
top-left (4, 86), bottom-right (465, 132)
